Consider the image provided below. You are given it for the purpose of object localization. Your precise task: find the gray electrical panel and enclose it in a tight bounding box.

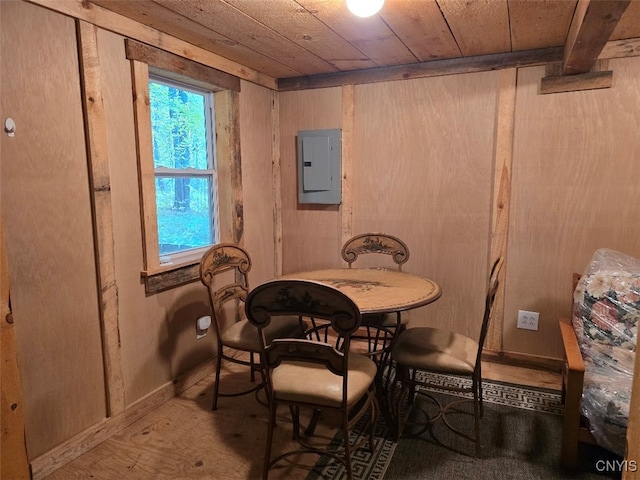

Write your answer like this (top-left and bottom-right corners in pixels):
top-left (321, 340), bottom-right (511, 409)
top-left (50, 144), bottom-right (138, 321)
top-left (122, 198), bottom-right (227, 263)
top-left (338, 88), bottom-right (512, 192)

top-left (297, 129), bottom-right (341, 204)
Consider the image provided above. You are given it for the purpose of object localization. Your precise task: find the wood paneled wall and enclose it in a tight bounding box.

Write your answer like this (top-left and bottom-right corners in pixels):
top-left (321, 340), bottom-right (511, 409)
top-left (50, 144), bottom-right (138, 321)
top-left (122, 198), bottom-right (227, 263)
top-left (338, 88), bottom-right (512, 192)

top-left (2, 0), bottom-right (640, 475)
top-left (1, 1), bottom-right (279, 469)
top-left (279, 60), bottom-right (640, 359)
top-left (280, 72), bottom-right (498, 339)
top-left (0, 2), bottom-right (107, 457)
top-left (238, 81), bottom-right (280, 286)
top-left (505, 59), bottom-right (640, 357)
top-left (351, 74), bottom-right (497, 335)
top-left (99, 27), bottom-right (214, 407)
top-left (279, 89), bottom-right (344, 273)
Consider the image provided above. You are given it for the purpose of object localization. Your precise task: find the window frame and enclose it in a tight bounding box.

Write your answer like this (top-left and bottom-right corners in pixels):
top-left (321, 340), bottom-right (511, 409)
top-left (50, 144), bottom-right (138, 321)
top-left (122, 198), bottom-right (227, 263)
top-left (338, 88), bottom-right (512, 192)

top-left (126, 39), bottom-right (242, 294)
top-left (149, 74), bottom-right (219, 265)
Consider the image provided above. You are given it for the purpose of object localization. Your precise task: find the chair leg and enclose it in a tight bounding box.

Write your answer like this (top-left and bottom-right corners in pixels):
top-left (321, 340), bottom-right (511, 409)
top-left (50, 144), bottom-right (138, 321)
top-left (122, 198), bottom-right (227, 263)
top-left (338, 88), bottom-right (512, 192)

top-left (368, 396), bottom-right (377, 452)
top-left (477, 368), bottom-right (484, 418)
top-left (394, 381), bottom-right (411, 441)
top-left (473, 386), bottom-right (481, 458)
top-left (342, 412), bottom-right (354, 480)
top-left (304, 408), bottom-right (322, 436)
top-left (408, 368), bottom-right (417, 404)
top-left (290, 405), bottom-right (300, 440)
top-left (250, 352), bottom-right (256, 382)
top-left (212, 352), bottom-right (223, 410)
top-left (263, 401), bottom-right (277, 480)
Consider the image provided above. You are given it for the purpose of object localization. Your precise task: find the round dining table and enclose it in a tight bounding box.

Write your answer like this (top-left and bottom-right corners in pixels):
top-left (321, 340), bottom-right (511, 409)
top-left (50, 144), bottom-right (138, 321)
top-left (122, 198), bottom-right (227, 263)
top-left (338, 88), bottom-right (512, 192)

top-left (277, 267), bottom-right (442, 315)
top-left (277, 267), bottom-right (442, 434)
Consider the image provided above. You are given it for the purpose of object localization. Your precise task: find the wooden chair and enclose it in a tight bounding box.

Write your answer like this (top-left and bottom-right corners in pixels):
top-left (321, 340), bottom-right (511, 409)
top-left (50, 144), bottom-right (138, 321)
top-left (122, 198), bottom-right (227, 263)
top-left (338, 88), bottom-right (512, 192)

top-left (245, 279), bottom-right (378, 480)
top-left (199, 244), bottom-right (303, 410)
top-left (341, 233), bottom-right (410, 361)
top-left (390, 257), bottom-right (504, 456)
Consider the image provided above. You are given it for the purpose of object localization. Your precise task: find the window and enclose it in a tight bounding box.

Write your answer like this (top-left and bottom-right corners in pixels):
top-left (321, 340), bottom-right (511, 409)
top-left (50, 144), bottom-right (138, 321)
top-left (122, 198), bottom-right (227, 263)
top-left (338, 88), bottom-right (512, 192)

top-left (126, 39), bottom-right (242, 293)
top-left (149, 76), bottom-right (218, 262)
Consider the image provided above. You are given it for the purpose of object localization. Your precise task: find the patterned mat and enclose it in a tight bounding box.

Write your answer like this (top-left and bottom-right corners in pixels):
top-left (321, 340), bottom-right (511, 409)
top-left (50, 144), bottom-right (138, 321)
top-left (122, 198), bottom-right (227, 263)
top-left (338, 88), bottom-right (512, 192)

top-left (306, 371), bottom-right (564, 480)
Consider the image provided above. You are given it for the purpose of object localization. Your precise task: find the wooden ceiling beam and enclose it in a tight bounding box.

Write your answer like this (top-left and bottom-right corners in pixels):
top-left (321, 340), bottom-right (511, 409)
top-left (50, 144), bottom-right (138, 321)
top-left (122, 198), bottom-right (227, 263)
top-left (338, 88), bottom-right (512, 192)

top-left (563, 0), bottom-right (631, 75)
top-left (278, 47), bottom-right (564, 91)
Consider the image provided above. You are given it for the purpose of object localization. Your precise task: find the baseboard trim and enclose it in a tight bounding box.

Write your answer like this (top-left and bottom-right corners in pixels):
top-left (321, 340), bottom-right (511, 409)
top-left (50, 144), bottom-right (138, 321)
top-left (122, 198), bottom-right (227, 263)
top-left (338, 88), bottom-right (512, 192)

top-left (29, 359), bottom-right (215, 480)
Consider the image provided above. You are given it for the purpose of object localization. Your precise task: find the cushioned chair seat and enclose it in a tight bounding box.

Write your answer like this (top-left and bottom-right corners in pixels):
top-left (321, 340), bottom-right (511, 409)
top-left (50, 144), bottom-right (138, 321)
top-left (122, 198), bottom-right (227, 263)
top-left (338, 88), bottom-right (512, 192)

top-left (392, 327), bottom-right (478, 375)
top-left (221, 316), bottom-right (301, 352)
top-left (272, 353), bottom-right (377, 408)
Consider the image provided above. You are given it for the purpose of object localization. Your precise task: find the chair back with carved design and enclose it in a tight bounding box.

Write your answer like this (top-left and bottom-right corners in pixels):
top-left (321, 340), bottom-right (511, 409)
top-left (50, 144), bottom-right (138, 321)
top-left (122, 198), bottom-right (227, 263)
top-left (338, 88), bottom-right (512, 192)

top-left (341, 233), bottom-right (410, 271)
top-left (341, 233), bottom-right (411, 361)
top-left (199, 244), bottom-right (302, 410)
top-left (200, 243), bottom-right (251, 340)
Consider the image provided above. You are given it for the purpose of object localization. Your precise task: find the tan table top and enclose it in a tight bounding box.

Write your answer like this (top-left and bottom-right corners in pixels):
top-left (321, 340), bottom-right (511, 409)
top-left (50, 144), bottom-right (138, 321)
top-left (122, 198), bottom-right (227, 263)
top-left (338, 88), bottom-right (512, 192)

top-left (278, 268), bottom-right (441, 314)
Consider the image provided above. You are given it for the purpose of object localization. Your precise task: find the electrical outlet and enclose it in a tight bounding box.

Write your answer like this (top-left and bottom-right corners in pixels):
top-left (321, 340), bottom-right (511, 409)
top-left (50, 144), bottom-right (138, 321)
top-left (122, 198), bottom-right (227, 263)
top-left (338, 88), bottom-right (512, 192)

top-left (196, 315), bottom-right (211, 339)
top-left (517, 310), bottom-right (539, 331)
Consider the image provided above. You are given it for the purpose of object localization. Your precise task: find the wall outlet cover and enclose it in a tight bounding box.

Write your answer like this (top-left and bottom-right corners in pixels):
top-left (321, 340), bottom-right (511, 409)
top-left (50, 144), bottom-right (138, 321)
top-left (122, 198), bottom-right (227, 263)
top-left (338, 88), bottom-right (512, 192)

top-left (517, 310), bottom-right (539, 331)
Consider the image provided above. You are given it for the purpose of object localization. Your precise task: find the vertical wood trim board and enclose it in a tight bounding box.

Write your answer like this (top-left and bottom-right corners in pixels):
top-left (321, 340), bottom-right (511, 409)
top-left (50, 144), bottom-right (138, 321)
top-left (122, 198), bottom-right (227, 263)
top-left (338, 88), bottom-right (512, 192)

top-left (214, 90), bottom-right (243, 244)
top-left (76, 20), bottom-right (126, 416)
top-left (230, 91), bottom-right (243, 244)
top-left (0, 225), bottom-right (30, 479)
top-left (130, 59), bottom-right (159, 271)
top-left (271, 90), bottom-right (283, 276)
top-left (486, 68), bottom-right (517, 351)
top-left (341, 84), bottom-right (355, 251)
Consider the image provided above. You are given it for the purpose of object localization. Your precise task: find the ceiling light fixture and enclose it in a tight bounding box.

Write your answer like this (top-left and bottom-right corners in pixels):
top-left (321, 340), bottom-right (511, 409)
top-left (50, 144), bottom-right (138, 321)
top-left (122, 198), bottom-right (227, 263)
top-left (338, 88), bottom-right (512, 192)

top-left (346, 0), bottom-right (384, 18)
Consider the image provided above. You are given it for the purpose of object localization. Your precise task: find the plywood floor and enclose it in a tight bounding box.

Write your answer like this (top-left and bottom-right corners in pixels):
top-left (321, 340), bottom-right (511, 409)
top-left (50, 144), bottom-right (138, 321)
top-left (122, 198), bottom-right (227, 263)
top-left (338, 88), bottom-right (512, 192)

top-left (42, 359), bottom-right (562, 480)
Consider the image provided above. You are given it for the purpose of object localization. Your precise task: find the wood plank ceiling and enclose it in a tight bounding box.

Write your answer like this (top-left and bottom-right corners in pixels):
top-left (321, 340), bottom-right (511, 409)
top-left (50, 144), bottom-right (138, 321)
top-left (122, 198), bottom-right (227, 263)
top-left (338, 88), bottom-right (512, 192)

top-left (88, 0), bottom-right (640, 88)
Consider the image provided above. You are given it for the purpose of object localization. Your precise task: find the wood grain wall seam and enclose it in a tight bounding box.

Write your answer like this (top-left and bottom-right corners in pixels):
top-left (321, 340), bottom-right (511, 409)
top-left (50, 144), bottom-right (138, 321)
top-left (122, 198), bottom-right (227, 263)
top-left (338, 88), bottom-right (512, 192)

top-left (77, 20), bottom-right (126, 415)
top-left (340, 85), bottom-right (355, 250)
top-left (486, 68), bottom-right (517, 352)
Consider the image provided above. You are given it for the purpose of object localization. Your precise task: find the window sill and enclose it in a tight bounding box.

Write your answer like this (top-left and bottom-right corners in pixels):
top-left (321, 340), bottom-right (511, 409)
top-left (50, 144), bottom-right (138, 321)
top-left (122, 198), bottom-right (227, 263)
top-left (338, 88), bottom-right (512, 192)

top-left (141, 258), bottom-right (202, 295)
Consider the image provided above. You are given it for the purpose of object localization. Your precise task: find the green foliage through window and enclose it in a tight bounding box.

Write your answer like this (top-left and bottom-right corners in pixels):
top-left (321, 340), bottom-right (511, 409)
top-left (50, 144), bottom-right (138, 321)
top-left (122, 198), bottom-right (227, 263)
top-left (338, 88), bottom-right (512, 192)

top-left (149, 77), bottom-right (217, 258)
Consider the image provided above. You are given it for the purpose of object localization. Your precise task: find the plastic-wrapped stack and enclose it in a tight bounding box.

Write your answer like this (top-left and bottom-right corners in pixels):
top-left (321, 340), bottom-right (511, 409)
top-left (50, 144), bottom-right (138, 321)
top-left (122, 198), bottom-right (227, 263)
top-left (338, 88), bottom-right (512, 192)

top-left (572, 248), bottom-right (640, 456)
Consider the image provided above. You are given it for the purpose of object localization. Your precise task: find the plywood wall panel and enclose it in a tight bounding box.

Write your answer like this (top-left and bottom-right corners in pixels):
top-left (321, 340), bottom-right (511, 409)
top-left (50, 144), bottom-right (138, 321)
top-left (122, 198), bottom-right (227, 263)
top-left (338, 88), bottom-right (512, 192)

top-left (279, 88), bottom-right (343, 273)
top-left (351, 74), bottom-right (498, 336)
top-left (0, 1), bottom-right (106, 457)
top-left (505, 59), bottom-right (640, 358)
top-left (99, 30), bottom-right (214, 405)
top-left (239, 80), bottom-right (278, 285)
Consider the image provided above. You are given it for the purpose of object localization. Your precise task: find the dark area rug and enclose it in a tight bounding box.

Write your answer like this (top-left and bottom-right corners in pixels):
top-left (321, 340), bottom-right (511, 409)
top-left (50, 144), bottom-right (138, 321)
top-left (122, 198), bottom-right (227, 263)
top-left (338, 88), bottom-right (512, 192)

top-left (385, 384), bottom-right (624, 480)
top-left (308, 373), bottom-right (626, 480)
